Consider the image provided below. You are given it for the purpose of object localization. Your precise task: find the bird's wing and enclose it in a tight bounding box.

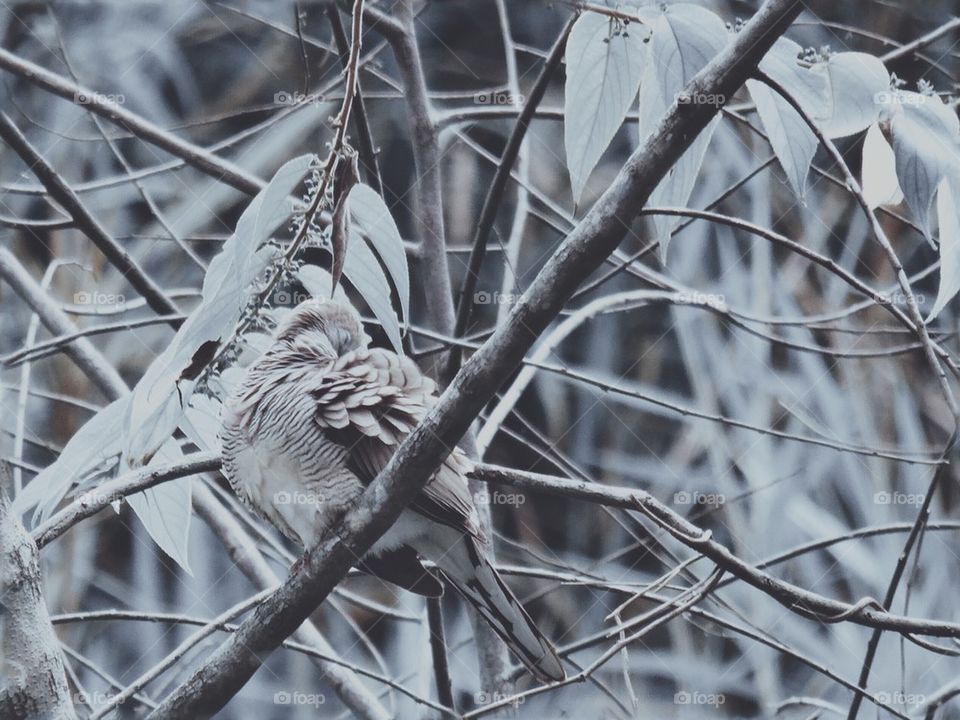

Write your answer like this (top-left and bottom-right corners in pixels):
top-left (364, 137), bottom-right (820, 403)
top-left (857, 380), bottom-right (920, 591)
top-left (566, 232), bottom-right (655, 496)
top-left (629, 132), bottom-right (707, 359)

top-left (308, 347), bottom-right (484, 542)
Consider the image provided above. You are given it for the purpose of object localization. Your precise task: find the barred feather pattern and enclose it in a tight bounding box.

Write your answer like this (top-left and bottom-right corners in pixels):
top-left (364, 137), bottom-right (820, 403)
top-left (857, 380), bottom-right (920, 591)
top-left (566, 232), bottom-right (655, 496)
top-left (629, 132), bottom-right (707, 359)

top-left (219, 299), bottom-right (564, 683)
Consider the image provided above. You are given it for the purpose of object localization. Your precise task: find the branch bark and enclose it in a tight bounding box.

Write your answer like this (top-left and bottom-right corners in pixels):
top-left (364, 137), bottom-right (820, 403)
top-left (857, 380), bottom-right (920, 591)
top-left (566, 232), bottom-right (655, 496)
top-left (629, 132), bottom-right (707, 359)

top-left (0, 463), bottom-right (78, 720)
top-left (146, 2), bottom-right (806, 716)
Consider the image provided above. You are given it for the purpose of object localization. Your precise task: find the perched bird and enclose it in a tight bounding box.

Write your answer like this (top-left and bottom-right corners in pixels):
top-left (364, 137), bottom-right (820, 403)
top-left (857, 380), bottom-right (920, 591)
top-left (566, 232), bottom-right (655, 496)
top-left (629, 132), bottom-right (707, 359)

top-left (221, 297), bottom-right (564, 683)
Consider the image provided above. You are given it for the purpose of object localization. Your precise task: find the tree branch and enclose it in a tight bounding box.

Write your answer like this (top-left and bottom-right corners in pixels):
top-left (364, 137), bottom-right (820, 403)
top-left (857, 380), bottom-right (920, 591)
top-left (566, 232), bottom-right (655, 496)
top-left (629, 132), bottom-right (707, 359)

top-left (446, 15), bottom-right (573, 381)
top-left (0, 49), bottom-right (264, 195)
top-left (0, 112), bottom-right (181, 321)
top-left (0, 247), bottom-right (128, 399)
top-left (0, 463), bottom-right (77, 720)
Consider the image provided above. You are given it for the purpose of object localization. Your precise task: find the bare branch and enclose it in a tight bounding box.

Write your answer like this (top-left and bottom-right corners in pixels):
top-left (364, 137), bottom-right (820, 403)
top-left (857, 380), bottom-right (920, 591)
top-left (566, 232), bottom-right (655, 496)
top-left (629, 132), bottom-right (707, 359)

top-left (0, 49), bottom-right (264, 195)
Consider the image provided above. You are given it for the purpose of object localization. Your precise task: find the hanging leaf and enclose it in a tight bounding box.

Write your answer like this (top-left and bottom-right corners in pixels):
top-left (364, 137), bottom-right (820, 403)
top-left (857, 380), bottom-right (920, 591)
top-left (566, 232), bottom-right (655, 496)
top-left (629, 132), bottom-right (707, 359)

top-left (812, 52), bottom-right (889, 139)
top-left (563, 11), bottom-right (648, 205)
top-left (929, 177), bottom-right (960, 321)
top-left (638, 3), bottom-right (728, 258)
top-left (126, 154), bottom-right (315, 466)
top-left (750, 38), bottom-right (830, 200)
top-left (346, 183), bottom-right (410, 329)
top-left (862, 122), bottom-right (903, 209)
top-left (747, 78), bottom-right (818, 198)
top-left (341, 236), bottom-right (404, 353)
top-left (889, 92), bottom-right (960, 238)
top-left (638, 4), bottom-right (728, 137)
top-left (127, 440), bottom-right (193, 573)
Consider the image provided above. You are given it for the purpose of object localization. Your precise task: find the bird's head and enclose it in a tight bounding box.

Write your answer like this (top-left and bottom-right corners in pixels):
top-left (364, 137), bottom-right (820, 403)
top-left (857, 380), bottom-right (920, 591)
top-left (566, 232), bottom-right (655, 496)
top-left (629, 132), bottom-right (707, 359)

top-left (274, 298), bottom-right (367, 357)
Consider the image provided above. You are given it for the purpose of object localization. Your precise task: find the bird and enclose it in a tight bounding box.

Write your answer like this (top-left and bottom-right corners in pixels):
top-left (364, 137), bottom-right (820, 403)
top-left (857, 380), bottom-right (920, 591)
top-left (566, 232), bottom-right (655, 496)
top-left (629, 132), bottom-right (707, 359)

top-left (220, 297), bottom-right (565, 683)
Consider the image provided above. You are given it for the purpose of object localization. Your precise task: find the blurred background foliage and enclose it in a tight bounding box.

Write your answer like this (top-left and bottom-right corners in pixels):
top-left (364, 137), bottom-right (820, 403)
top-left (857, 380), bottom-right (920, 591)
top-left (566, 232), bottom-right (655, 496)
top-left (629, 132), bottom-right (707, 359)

top-left (3, 0), bottom-right (960, 717)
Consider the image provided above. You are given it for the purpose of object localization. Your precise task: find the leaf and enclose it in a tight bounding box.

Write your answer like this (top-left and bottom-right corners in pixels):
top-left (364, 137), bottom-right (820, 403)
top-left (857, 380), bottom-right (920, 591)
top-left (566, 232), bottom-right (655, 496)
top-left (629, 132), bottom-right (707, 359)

top-left (126, 154), bottom-right (315, 466)
top-left (13, 397), bottom-right (128, 521)
top-left (182, 394), bottom-right (223, 452)
top-left (342, 237), bottom-right (403, 353)
top-left (346, 183), bottom-right (410, 328)
top-left (638, 4), bottom-right (728, 138)
top-left (650, 115), bottom-right (721, 260)
top-left (563, 11), bottom-right (648, 205)
top-left (929, 177), bottom-right (960, 321)
top-left (126, 440), bottom-right (193, 573)
top-left (638, 3), bottom-right (727, 256)
top-left (812, 52), bottom-right (889, 139)
top-left (862, 122), bottom-right (902, 209)
top-left (747, 78), bottom-right (818, 198)
top-left (757, 38), bottom-right (828, 118)
top-left (889, 92), bottom-right (960, 238)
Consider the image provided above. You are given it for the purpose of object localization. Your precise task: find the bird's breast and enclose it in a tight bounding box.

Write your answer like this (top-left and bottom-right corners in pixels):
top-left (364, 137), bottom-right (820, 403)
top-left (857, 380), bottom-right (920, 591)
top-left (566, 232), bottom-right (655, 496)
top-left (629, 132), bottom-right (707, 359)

top-left (221, 384), bottom-right (364, 549)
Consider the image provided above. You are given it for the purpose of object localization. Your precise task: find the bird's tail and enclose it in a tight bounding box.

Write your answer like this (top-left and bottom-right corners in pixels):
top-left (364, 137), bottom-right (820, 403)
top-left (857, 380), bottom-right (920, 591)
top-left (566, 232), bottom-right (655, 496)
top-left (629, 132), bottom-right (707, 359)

top-left (415, 528), bottom-right (565, 683)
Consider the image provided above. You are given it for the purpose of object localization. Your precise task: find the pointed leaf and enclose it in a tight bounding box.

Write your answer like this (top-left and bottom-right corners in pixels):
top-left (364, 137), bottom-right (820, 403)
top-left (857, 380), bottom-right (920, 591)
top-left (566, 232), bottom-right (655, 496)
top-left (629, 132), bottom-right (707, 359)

top-left (346, 183), bottom-right (410, 329)
top-left (126, 441), bottom-right (193, 573)
top-left (890, 92), bottom-right (960, 238)
top-left (342, 236), bottom-right (403, 353)
top-left (564, 11), bottom-right (648, 204)
top-left (297, 264), bottom-right (352, 306)
top-left (757, 38), bottom-right (828, 118)
top-left (862, 122), bottom-right (902, 209)
top-left (638, 3), bottom-right (727, 254)
top-left (748, 78), bottom-right (818, 198)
